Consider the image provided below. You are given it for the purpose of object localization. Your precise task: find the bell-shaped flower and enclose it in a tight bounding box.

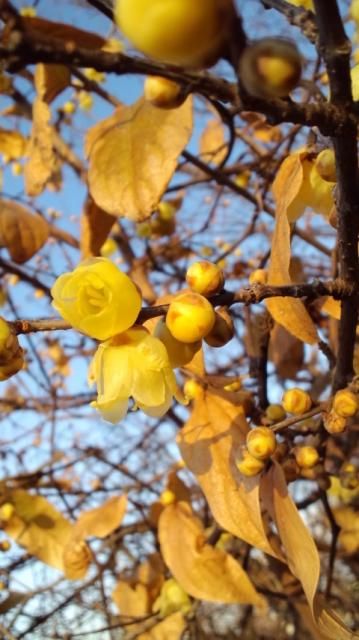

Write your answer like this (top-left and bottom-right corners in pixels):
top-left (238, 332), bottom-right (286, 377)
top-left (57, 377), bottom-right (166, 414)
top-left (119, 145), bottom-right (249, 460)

top-left (51, 257), bottom-right (142, 341)
top-left (88, 326), bottom-right (180, 423)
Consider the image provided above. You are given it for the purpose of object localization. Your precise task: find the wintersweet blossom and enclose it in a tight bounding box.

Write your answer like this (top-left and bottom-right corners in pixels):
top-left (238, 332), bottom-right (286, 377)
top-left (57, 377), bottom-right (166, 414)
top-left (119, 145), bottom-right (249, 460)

top-left (51, 258), bottom-right (142, 341)
top-left (88, 326), bottom-right (180, 423)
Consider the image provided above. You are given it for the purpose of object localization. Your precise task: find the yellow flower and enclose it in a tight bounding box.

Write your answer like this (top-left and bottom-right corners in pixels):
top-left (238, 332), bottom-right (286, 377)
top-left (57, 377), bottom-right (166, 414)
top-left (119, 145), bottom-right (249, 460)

top-left (88, 327), bottom-right (179, 423)
top-left (153, 578), bottom-right (191, 617)
top-left (51, 258), bottom-right (142, 341)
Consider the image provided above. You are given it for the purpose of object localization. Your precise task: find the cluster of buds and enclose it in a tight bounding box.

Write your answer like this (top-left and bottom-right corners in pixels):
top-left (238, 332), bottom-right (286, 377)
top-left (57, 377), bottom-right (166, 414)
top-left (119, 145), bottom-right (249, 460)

top-left (0, 318), bottom-right (24, 381)
top-left (236, 426), bottom-right (277, 477)
top-left (160, 261), bottom-right (234, 370)
top-left (323, 387), bottom-right (359, 435)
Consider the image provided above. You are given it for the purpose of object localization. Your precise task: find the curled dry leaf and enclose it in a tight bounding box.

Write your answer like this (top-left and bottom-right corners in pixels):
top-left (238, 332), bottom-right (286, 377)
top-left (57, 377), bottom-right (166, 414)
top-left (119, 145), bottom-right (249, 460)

top-left (24, 97), bottom-right (58, 197)
top-left (80, 195), bottom-right (116, 259)
top-left (178, 391), bottom-right (280, 557)
top-left (3, 490), bottom-right (72, 571)
top-left (266, 153), bottom-right (318, 344)
top-left (0, 199), bottom-right (49, 263)
top-left (199, 118), bottom-right (228, 165)
top-left (35, 63), bottom-right (71, 104)
top-left (19, 16), bottom-right (106, 49)
top-left (85, 97), bottom-right (193, 221)
top-left (159, 500), bottom-right (266, 606)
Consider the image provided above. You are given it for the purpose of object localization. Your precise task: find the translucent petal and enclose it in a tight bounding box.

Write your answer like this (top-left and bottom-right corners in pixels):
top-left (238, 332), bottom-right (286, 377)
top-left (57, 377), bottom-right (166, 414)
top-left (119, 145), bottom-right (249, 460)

top-left (138, 385), bottom-right (173, 418)
top-left (92, 397), bottom-right (129, 424)
top-left (97, 346), bottom-right (133, 402)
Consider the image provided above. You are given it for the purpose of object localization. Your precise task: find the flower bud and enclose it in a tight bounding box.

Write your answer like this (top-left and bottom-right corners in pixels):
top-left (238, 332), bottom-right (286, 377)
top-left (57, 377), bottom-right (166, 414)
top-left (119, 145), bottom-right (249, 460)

top-left (294, 445), bottom-right (319, 469)
top-left (0, 503), bottom-right (14, 521)
top-left (166, 292), bottom-right (215, 343)
top-left (204, 308), bottom-right (234, 348)
top-left (333, 389), bottom-right (359, 418)
top-left (265, 403), bottom-right (286, 422)
top-left (323, 409), bottom-right (347, 435)
top-left (0, 540), bottom-right (10, 552)
top-left (186, 261), bottom-right (224, 296)
top-left (249, 269), bottom-right (268, 285)
top-left (235, 447), bottom-right (265, 477)
top-left (159, 490), bottom-right (176, 506)
top-left (183, 378), bottom-right (204, 401)
top-left (239, 38), bottom-right (302, 99)
top-left (282, 388), bottom-right (312, 415)
top-left (339, 463), bottom-right (358, 491)
top-left (314, 149), bottom-right (336, 183)
top-left (154, 318), bottom-right (201, 368)
top-left (246, 426), bottom-right (277, 460)
top-left (144, 76), bottom-right (186, 109)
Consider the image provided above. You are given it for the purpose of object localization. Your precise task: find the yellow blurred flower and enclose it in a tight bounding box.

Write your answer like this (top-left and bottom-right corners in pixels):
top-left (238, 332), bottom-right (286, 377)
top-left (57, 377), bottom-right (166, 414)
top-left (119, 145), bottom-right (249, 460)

top-left (20, 6), bottom-right (37, 16)
top-left (88, 326), bottom-right (179, 423)
top-left (77, 90), bottom-right (93, 111)
top-left (153, 578), bottom-right (191, 617)
top-left (286, 152), bottom-right (336, 222)
top-left (51, 258), bottom-right (142, 341)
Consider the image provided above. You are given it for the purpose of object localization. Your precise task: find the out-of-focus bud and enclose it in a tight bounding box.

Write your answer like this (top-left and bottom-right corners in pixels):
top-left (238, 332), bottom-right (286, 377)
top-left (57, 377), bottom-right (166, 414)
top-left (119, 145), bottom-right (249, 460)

top-left (0, 318), bottom-right (24, 380)
top-left (265, 403), bottom-right (286, 422)
top-left (339, 463), bottom-right (359, 491)
top-left (0, 540), bottom-right (11, 552)
top-left (183, 378), bottom-right (204, 401)
top-left (0, 503), bottom-right (14, 521)
top-left (314, 149), bottom-right (336, 182)
top-left (235, 447), bottom-right (266, 477)
top-left (294, 445), bottom-right (319, 469)
top-left (249, 269), bottom-right (268, 285)
top-left (333, 388), bottom-right (359, 418)
top-left (204, 307), bottom-right (234, 348)
top-left (323, 409), bottom-right (347, 435)
top-left (144, 76), bottom-right (186, 109)
top-left (239, 38), bottom-right (302, 99)
top-left (282, 388), bottom-right (312, 415)
top-left (159, 490), bottom-right (176, 506)
top-left (246, 426), bottom-right (277, 460)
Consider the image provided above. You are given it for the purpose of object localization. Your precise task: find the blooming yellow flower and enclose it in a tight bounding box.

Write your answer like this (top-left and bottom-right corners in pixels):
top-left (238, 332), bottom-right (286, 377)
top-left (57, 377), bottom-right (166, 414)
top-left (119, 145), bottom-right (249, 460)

top-left (51, 258), bottom-right (142, 341)
top-left (88, 326), bottom-right (179, 422)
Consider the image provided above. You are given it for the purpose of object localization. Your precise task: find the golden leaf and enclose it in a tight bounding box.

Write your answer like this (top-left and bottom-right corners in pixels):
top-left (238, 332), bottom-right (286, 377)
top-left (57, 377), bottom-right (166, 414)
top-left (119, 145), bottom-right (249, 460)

top-left (0, 128), bottom-right (28, 160)
top-left (321, 297), bottom-right (341, 320)
top-left (265, 464), bottom-right (357, 640)
top-left (139, 612), bottom-right (186, 640)
top-left (266, 154), bottom-right (318, 344)
top-left (159, 501), bottom-right (265, 606)
top-left (112, 581), bottom-right (150, 616)
top-left (178, 392), bottom-right (279, 556)
top-left (63, 539), bottom-right (93, 580)
top-left (199, 118), bottom-right (228, 165)
top-left (3, 490), bottom-right (72, 571)
top-left (80, 195), bottom-right (116, 259)
top-left (35, 63), bottom-right (71, 104)
top-left (0, 199), bottom-right (49, 263)
top-left (24, 97), bottom-right (58, 196)
top-left (85, 97), bottom-right (193, 221)
top-left (70, 495), bottom-right (127, 540)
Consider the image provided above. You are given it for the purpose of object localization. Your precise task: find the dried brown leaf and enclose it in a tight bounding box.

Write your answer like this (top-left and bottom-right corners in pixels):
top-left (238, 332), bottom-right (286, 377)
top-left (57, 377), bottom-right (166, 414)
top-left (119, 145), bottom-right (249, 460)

top-left (159, 501), bottom-right (265, 606)
top-left (178, 392), bottom-right (279, 557)
top-left (86, 98), bottom-right (193, 221)
top-left (0, 199), bottom-right (49, 263)
top-left (19, 16), bottom-right (106, 49)
top-left (80, 195), bottom-right (116, 259)
top-left (35, 63), bottom-right (71, 104)
top-left (266, 154), bottom-right (318, 344)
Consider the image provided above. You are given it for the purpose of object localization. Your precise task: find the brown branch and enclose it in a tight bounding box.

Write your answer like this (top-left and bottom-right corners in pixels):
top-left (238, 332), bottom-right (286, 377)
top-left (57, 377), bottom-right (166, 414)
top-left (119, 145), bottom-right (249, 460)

top-left (9, 278), bottom-right (355, 335)
top-left (313, 0), bottom-right (359, 391)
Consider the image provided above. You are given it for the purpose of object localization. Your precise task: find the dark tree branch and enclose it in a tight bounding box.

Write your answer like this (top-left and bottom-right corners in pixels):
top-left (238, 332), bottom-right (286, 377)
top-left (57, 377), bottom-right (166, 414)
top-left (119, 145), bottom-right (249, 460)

top-left (313, 0), bottom-right (359, 391)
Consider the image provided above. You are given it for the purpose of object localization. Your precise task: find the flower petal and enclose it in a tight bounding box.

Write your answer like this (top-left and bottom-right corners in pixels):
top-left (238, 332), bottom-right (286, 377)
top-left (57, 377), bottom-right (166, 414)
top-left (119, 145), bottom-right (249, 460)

top-left (91, 397), bottom-right (129, 424)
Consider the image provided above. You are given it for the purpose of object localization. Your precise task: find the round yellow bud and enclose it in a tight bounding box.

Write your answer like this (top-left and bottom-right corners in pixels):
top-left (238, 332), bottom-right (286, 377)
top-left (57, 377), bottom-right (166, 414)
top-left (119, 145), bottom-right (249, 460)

top-left (11, 162), bottom-right (23, 176)
top-left (186, 260), bottom-right (224, 297)
top-left (239, 38), bottom-right (301, 98)
top-left (158, 201), bottom-right (176, 221)
top-left (144, 76), bottom-right (185, 109)
top-left (323, 409), bottom-right (347, 435)
top-left (249, 269), bottom-right (268, 285)
top-left (0, 540), bottom-right (10, 552)
top-left (166, 292), bottom-right (215, 343)
top-left (114, 0), bottom-right (234, 69)
top-left (154, 318), bottom-right (201, 368)
top-left (62, 101), bottom-right (76, 115)
top-left (246, 427), bottom-right (277, 461)
top-left (265, 404), bottom-right (286, 422)
top-left (314, 149), bottom-right (336, 183)
top-left (136, 221), bottom-right (152, 238)
top-left (236, 448), bottom-right (265, 477)
top-left (51, 258), bottom-right (142, 341)
top-left (77, 90), bottom-right (93, 111)
top-left (333, 389), bottom-right (359, 418)
top-left (183, 378), bottom-right (204, 401)
top-left (0, 503), bottom-right (14, 521)
top-left (282, 388), bottom-right (312, 415)
top-left (150, 214), bottom-right (176, 237)
top-left (159, 489), bottom-right (176, 506)
top-left (204, 308), bottom-right (234, 348)
top-left (294, 446), bottom-right (319, 469)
